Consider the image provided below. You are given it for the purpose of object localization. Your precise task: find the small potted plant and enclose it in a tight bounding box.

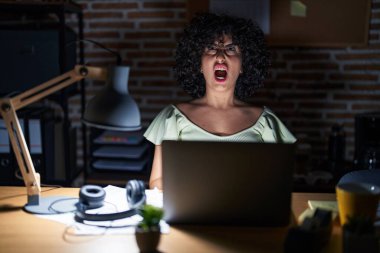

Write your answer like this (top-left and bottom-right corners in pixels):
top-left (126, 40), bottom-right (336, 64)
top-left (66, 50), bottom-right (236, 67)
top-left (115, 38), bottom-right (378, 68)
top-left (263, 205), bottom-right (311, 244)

top-left (343, 215), bottom-right (379, 253)
top-left (135, 204), bottom-right (164, 253)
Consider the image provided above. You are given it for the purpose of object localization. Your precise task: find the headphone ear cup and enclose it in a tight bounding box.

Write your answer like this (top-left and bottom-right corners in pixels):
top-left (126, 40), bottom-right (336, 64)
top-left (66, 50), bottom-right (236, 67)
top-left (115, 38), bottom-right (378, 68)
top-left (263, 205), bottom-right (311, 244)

top-left (126, 180), bottom-right (146, 208)
top-left (79, 185), bottom-right (106, 210)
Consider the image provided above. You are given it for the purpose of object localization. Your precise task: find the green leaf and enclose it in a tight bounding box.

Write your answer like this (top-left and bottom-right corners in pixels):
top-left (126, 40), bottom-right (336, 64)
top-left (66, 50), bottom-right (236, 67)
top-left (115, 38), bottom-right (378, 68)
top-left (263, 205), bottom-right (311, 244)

top-left (138, 204), bottom-right (164, 230)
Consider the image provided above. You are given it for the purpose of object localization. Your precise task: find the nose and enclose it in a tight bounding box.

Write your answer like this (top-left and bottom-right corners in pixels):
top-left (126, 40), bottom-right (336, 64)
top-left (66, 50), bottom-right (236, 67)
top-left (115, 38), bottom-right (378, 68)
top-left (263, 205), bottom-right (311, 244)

top-left (216, 51), bottom-right (226, 63)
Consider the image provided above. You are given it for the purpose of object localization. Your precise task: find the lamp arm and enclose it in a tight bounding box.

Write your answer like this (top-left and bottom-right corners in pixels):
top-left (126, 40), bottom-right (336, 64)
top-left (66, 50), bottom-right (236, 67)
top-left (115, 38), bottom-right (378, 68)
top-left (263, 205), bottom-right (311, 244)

top-left (0, 65), bottom-right (107, 205)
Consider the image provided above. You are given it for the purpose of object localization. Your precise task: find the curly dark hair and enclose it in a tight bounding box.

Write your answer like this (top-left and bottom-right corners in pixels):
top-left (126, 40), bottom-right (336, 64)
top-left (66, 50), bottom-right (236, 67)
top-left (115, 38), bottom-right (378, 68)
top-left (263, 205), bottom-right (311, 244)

top-left (174, 12), bottom-right (270, 101)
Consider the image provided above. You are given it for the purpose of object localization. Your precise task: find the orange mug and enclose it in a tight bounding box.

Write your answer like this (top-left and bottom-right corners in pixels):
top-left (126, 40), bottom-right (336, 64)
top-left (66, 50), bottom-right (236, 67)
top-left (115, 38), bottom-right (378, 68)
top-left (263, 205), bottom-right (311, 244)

top-left (336, 182), bottom-right (380, 225)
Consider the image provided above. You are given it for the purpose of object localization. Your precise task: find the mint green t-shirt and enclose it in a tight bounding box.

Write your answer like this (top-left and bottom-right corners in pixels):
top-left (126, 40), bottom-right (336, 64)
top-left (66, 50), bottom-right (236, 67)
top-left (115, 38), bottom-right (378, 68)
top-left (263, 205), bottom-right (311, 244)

top-left (144, 105), bottom-right (296, 145)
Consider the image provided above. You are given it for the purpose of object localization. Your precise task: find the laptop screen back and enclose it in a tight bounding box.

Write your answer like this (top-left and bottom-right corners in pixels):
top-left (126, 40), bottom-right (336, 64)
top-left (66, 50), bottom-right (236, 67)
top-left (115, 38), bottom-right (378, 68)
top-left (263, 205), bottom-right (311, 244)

top-left (162, 140), bottom-right (295, 226)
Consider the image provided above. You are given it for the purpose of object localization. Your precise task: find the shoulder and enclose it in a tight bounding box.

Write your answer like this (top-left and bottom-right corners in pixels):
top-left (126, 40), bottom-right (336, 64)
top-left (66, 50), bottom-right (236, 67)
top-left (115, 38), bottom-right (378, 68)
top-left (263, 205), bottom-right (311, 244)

top-left (260, 107), bottom-right (297, 143)
top-left (144, 105), bottom-right (181, 145)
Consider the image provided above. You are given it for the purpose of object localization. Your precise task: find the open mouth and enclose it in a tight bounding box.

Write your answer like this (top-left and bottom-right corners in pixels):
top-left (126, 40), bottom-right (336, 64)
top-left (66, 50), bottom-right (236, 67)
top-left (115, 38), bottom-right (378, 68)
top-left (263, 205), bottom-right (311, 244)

top-left (214, 64), bottom-right (227, 82)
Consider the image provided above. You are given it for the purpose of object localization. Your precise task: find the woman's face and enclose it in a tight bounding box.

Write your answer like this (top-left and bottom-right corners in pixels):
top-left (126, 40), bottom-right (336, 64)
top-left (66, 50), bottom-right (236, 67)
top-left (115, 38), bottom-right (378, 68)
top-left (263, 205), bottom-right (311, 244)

top-left (201, 34), bottom-right (242, 95)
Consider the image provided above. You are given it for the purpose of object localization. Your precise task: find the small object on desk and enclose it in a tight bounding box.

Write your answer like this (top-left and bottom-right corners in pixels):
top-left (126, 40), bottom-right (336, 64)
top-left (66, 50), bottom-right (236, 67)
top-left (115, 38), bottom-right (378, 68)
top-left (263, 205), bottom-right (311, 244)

top-left (298, 200), bottom-right (338, 224)
top-left (135, 204), bottom-right (164, 253)
top-left (284, 208), bottom-right (333, 253)
top-left (35, 185), bottom-right (168, 236)
top-left (308, 200), bottom-right (338, 220)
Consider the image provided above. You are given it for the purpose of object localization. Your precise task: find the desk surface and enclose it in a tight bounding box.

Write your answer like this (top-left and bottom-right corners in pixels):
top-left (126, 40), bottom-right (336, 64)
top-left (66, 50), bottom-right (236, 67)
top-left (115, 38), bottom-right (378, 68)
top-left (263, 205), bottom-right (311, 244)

top-left (0, 187), bottom-right (340, 253)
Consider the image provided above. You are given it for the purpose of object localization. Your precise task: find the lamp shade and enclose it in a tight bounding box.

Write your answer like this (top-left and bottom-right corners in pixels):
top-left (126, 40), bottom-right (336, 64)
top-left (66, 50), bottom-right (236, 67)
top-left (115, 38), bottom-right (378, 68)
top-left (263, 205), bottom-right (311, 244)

top-left (83, 66), bottom-right (141, 131)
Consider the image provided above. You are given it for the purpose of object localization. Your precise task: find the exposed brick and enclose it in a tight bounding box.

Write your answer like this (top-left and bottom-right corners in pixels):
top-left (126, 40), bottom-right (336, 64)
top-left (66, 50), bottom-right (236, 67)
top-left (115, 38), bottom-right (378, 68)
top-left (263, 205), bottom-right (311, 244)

top-left (370, 23), bottom-right (380, 30)
top-left (84, 31), bottom-right (120, 39)
top-left (335, 53), bottom-right (380, 60)
top-left (121, 59), bottom-right (134, 66)
top-left (344, 64), bottom-right (380, 71)
top-left (372, 12), bottom-right (380, 19)
top-left (293, 111), bottom-right (324, 119)
top-left (292, 121), bottom-right (334, 128)
top-left (329, 73), bottom-right (378, 81)
top-left (283, 53), bottom-right (330, 61)
top-left (295, 83), bottom-right (345, 90)
top-left (87, 60), bottom-right (120, 66)
top-left (270, 61), bottom-right (287, 69)
top-left (84, 12), bottom-right (123, 19)
top-left (176, 90), bottom-right (191, 97)
top-left (262, 102), bottom-right (295, 110)
top-left (369, 34), bottom-right (379, 40)
top-left (334, 94), bottom-right (380, 100)
top-left (178, 11), bottom-right (187, 19)
top-left (124, 31), bottom-right (171, 39)
top-left (140, 21), bottom-right (187, 29)
top-left (127, 51), bottom-right (173, 58)
top-left (142, 80), bottom-right (176, 87)
top-left (102, 42), bottom-right (140, 49)
top-left (175, 32), bottom-right (184, 40)
top-left (132, 89), bottom-right (172, 96)
top-left (146, 99), bottom-right (180, 104)
top-left (130, 70), bottom-right (170, 78)
top-left (143, 2), bottom-right (186, 9)
top-left (89, 22), bottom-right (134, 29)
top-left (366, 44), bottom-right (380, 49)
top-left (143, 42), bottom-right (176, 49)
top-left (78, 2), bottom-right (88, 9)
top-left (249, 90), bottom-right (278, 100)
top-left (84, 52), bottom-right (117, 58)
top-left (349, 84), bottom-right (380, 90)
top-left (263, 81), bottom-right (293, 89)
top-left (276, 73), bottom-right (325, 81)
top-left (138, 61), bottom-right (175, 68)
top-left (280, 93), bottom-right (328, 100)
top-left (292, 63), bottom-right (339, 70)
top-left (298, 102), bottom-right (347, 110)
top-left (352, 104), bottom-right (380, 110)
top-left (326, 113), bottom-right (355, 119)
top-left (128, 11), bottom-right (175, 19)
top-left (373, 2), bottom-right (380, 9)
top-left (92, 3), bottom-right (138, 9)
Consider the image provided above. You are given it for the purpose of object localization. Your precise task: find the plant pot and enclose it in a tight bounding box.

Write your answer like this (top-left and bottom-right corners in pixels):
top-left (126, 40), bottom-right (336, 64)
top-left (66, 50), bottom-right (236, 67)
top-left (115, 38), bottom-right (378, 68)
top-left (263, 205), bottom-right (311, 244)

top-left (135, 227), bottom-right (161, 253)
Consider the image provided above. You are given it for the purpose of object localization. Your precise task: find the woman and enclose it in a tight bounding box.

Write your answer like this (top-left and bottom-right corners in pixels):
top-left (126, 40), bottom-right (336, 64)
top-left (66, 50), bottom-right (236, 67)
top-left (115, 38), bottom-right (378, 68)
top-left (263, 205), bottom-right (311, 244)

top-left (144, 13), bottom-right (296, 190)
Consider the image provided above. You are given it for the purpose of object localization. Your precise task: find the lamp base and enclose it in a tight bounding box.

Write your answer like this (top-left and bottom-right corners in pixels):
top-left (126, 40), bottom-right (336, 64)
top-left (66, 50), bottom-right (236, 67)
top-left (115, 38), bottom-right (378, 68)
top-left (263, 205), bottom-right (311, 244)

top-left (24, 196), bottom-right (78, 214)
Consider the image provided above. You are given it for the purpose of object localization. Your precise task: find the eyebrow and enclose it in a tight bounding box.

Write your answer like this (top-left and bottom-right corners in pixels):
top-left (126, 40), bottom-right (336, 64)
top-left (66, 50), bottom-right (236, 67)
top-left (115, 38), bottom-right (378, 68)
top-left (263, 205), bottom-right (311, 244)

top-left (211, 42), bottom-right (237, 47)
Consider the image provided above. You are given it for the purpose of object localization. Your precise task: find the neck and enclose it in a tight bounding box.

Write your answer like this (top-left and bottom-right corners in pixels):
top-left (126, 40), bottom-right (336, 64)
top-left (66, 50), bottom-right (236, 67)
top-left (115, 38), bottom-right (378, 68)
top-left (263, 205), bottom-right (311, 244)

top-left (202, 92), bottom-right (238, 109)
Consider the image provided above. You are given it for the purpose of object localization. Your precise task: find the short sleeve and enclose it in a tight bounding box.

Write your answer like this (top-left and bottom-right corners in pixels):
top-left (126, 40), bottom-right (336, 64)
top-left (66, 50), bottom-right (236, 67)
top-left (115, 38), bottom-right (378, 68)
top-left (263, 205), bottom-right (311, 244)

top-left (143, 105), bottom-right (180, 145)
top-left (261, 109), bottom-right (297, 143)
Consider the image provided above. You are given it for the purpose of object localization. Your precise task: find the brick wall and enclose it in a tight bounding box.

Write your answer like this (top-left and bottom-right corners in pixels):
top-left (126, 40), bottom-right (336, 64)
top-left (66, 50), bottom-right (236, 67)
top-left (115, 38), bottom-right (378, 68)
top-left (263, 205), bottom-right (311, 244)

top-left (68, 0), bottom-right (380, 170)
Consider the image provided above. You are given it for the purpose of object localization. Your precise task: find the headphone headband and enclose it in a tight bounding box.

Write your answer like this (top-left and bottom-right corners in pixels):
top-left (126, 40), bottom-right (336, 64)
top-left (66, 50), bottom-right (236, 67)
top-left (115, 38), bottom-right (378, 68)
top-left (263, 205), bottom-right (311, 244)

top-left (75, 180), bottom-right (146, 222)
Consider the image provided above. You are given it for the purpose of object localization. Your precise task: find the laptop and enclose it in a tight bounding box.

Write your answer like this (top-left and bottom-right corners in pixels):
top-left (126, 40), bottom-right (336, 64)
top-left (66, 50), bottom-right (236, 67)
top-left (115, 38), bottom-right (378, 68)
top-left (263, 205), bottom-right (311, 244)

top-left (162, 140), bottom-right (296, 227)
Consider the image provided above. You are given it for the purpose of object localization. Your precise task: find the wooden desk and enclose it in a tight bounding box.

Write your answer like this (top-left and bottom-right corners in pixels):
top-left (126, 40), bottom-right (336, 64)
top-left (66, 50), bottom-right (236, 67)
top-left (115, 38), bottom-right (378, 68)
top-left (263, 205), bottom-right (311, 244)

top-left (0, 187), bottom-right (340, 253)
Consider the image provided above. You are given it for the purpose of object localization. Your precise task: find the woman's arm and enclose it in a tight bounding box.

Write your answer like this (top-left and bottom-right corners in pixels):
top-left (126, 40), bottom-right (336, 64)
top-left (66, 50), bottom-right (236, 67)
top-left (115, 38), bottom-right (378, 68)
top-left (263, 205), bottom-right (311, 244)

top-left (149, 145), bottom-right (163, 190)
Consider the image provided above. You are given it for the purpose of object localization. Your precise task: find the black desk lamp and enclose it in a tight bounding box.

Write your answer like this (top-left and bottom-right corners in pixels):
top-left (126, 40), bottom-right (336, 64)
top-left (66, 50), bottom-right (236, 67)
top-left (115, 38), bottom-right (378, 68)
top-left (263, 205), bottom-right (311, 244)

top-left (0, 64), bottom-right (141, 214)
